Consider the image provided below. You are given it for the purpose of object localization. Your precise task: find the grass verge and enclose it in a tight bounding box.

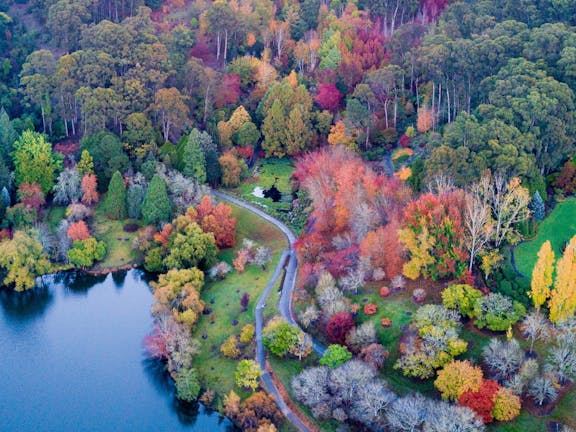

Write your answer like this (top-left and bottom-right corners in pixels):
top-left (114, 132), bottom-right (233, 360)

top-left (191, 203), bottom-right (287, 403)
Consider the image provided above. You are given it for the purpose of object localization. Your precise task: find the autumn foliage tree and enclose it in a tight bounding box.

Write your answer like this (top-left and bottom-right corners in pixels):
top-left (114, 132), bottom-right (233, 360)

top-left (459, 380), bottom-right (501, 423)
top-left (81, 174), bottom-right (99, 206)
top-left (67, 221), bottom-right (90, 241)
top-left (435, 360), bottom-right (484, 402)
top-left (294, 146), bottom-right (410, 279)
top-left (325, 312), bottom-right (355, 345)
top-left (194, 196), bottom-right (236, 248)
top-left (314, 83), bottom-right (342, 112)
top-left (399, 191), bottom-right (469, 281)
top-left (549, 234), bottom-right (576, 323)
top-left (17, 182), bottom-right (45, 213)
top-left (491, 387), bottom-right (521, 422)
top-left (530, 240), bottom-right (555, 310)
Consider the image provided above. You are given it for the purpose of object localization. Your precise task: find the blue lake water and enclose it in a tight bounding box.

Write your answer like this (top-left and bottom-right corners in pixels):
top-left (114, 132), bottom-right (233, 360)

top-left (0, 269), bottom-right (235, 432)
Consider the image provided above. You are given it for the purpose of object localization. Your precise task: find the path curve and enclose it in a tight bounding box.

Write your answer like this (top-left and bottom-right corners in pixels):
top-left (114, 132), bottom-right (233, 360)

top-left (213, 191), bottom-right (326, 432)
top-left (212, 191), bottom-right (325, 354)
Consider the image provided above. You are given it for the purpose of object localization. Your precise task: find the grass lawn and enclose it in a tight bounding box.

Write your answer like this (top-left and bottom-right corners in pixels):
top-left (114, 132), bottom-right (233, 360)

top-left (191, 203), bottom-right (287, 404)
top-left (92, 205), bottom-right (142, 268)
top-left (46, 205), bottom-right (66, 232)
top-left (234, 158), bottom-right (295, 216)
top-left (514, 198), bottom-right (576, 277)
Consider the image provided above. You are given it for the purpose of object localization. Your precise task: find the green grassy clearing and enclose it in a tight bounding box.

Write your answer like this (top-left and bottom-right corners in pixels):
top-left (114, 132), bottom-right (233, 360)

top-left (514, 198), bottom-right (576, 277)
top-left (191, 203), bottom-right (287, 403)
top-left (46, 205), bottom-right (66, 232)
top-left (234, 158), bottom-right (295, 216)
top-left (92, 205), bottom-right (142, 268)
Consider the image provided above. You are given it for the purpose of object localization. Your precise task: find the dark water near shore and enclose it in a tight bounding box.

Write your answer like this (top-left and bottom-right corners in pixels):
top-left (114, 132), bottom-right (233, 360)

top-left (0, 269), bottom-right (235, 432)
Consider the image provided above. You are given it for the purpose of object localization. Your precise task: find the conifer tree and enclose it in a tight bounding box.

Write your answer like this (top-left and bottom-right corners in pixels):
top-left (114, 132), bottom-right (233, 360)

top-left (102, 171), bottom-right (127, 220)
top-left (530, 240), bottom-right (555, 310)
top-left (142, 174), bottom-right (172, 226)
top-left (183, 130), bottom-right (207, 183)
top-left (529, 191), bottom-right (545, 221)
top-left (77, 149), bottom-right (94, 176)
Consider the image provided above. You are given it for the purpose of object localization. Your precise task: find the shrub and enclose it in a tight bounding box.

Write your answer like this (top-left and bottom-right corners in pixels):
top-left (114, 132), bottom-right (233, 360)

top-left (240, 324), bottom-right (255, 343)
top-left (363, 303), bottom-right (377, 315)
top-left (221, 335), bottom-right (241, 359)
top-left (123, 223), bottom-right (139, 233)
top-left (442, 284), bottom-right (483, 319)
top-left (492, 387), bottom-right (521, 421)
top-left (474, 293), bottom-right (526, 331)
top-left (319, 344), bottom-right (352, 368)
top-left (209, 261), bottom-right (232, 280)
top-left (413, 288), bottom-right (426, 303)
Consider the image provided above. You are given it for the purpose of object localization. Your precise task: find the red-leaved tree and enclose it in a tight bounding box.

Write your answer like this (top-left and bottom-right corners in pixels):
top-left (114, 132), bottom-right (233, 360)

top-left (459, 379), bottom-right (501, 423)
top-left (314, 83), bottom-right (343, 112)
top-left (194, 196), bottom-right (237, 248)
top-left (326, 312), bottom-right (355, 344)
top-left (67, 221), bottom-right (91, 241)
top-left (17, 182), bottom-right (45, 212)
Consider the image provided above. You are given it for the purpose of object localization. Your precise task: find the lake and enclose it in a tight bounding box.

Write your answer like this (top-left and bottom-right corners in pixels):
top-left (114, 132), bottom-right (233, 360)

top-left (0, 269), bottom-right (235, 432)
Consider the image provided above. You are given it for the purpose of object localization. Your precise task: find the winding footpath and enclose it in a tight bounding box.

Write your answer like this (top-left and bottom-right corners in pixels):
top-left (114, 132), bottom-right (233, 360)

top-left (212, 191), bottom-right (325, 432)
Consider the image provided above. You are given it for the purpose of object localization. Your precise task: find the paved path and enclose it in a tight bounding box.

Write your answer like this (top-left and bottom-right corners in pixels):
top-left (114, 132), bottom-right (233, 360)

top-left (213, 191), bottom-right (326, 432)
top-left (212, 191), bottom-right (325, 354)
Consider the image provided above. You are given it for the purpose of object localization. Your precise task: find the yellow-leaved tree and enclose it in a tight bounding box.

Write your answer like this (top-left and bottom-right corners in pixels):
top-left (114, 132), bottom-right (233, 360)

top-left (434, 360), bottom-right (483, 401)
top-left (549, 235), bottom-right (576, 323)
top-left (529, 240), bottom-right (555, 310)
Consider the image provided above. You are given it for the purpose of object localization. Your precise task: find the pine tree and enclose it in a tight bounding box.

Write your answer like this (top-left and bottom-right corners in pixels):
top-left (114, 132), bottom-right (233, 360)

top-left (529, 191), bottom-right (545, 221)
top-left (530, 240), bottom-right (555, 310)
top-left (262, 99), bottom-right (286, 157)
top-left (102, 171), bottom-right (127, 220)
top-left (183, 130), bottom-right (207, 183)
top-left (0, 108), bottom-right (17, 166)
top-left (142, 174), bottom-right (172, 226)
top-left (549, 235), bottom-right (576, 323)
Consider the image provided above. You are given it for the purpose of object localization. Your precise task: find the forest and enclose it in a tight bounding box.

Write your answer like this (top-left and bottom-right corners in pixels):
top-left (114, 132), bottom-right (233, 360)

top-left (1, 0), bottom-right (576, 430)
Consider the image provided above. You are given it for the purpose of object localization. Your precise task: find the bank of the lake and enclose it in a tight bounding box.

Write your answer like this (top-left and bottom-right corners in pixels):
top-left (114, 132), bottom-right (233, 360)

top-left (0, 269), bottom-right (236, 432)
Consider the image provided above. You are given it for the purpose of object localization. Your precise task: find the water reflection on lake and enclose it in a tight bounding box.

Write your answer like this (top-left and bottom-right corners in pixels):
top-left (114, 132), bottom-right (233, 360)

top-left (0, 269), bottom-right (236, 432)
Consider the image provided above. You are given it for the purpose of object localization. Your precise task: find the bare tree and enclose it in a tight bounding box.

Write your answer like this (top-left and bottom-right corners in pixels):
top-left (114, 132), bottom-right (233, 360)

top-left (528, 375), bottom-right (558, 406)
top-left (482, 338), bottom-right (524, 380)
top-left (386, 394), bottom-right (428, 431)
top-left (545, 341), bottom-right (576, 385)
top-left (481, 173), bottom-right (531, 247)
top-left (426, 173), bottom-right (455, 195)
top-left (345, 321), bottom-right (377, 353)
top-left (522, 311), bottom-right (550, 353)
top-left (464, 186), bottom-right (493, 270)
